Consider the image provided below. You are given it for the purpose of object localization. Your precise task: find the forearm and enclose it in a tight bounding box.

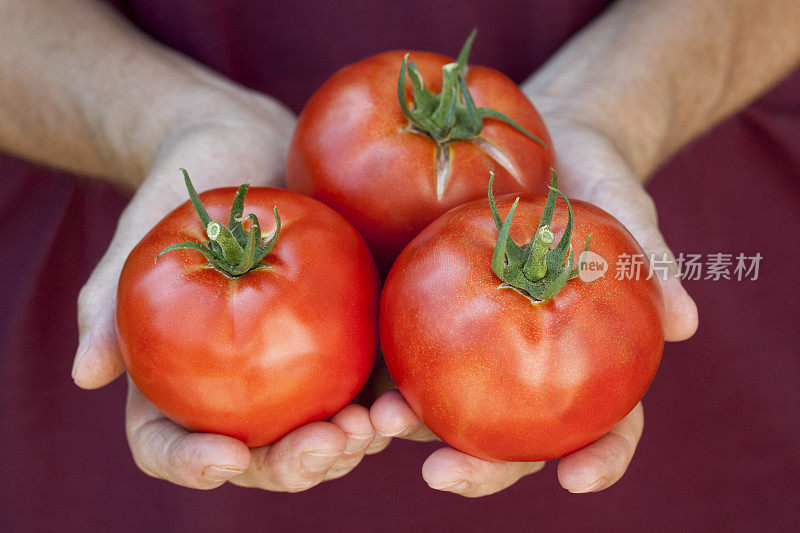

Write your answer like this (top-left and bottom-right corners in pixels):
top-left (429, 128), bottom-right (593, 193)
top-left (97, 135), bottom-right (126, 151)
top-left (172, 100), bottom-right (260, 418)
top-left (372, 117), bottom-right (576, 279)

top-left (523, 0), bottom-right (800, 179)
top-left (0, 0), bottom-right (294, 186)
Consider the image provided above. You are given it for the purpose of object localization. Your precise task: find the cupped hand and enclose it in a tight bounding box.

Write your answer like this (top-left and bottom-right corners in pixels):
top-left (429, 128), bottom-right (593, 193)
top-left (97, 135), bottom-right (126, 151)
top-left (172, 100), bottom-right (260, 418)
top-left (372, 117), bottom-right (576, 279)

top-left (72, 97), bottom-right (390, 490)
top-left (370, 118), bottom-right (698, 497)
top-left (127, 379), bottom-right (390, 490)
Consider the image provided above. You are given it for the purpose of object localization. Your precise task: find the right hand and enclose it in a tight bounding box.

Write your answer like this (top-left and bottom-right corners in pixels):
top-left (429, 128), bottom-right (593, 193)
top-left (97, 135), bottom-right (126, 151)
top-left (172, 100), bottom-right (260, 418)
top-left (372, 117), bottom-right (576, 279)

top-left (73, 96), bottom-right (390, 490)
top-left (369, 115), bottom-right (699, 497)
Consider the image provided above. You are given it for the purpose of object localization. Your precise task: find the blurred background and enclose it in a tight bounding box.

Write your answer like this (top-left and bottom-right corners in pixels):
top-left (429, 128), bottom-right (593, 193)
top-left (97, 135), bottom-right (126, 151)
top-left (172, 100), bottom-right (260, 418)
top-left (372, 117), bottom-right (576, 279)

top-left (1, 1), bottom-right (798, 531)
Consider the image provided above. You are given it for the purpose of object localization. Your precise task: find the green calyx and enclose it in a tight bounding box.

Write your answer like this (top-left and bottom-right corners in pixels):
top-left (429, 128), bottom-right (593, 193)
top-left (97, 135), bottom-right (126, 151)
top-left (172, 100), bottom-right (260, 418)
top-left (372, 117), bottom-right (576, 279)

top-left (155, 169), bottom-right (281, 277)
top-left (397, 29), bottom-right (547, 147)
top-left (489, 170), bottom-right (591, 302)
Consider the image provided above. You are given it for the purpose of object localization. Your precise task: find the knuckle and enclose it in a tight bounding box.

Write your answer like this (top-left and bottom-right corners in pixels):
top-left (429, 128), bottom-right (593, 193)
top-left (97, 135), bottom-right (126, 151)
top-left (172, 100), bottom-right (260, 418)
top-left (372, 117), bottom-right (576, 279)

top-left (599, 435), bottom-right (630, 480)
top-left (365, 436), bottom-right (391, 455)
top-left (167, 441), bottom-right (204, 478)
top-left (130, 451), bottom-right (160, 480)
top-left (343, 434), bottom-right (373, 455)
top-left (126, 427), bottom-right (158, 479)
top-left (327, 454), bottom-right (364, 479)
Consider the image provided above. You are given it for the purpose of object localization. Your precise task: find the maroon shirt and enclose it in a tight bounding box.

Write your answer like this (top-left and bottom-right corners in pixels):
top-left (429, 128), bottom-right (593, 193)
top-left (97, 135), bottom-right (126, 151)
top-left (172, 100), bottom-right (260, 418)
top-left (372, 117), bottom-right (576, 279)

top-left (1, 1), bottom-right (798, 531)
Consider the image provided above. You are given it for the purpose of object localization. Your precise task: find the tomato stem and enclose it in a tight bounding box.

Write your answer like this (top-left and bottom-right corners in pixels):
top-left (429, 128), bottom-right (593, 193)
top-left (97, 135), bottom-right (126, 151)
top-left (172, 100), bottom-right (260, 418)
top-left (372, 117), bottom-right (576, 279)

top-left (396, 30), bottom-right (547, 147)
top-left (207, 221), bottom-right (244, 265)
top-left (155, 170), bottom-right (282, 277)
top-left (524, 225), bottom-right (555, 281)
top-left (488, 170), bottom-right (591, 302)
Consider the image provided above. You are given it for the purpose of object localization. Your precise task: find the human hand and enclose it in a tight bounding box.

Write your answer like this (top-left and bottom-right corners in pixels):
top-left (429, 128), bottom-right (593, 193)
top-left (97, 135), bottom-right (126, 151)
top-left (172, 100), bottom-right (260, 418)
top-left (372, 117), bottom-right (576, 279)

top-left (72, 97), bottom-right (390, 490)
top-left (369, 116), bottom-right (698, 497)
top-left (127, 378), bottom-right (389, 490)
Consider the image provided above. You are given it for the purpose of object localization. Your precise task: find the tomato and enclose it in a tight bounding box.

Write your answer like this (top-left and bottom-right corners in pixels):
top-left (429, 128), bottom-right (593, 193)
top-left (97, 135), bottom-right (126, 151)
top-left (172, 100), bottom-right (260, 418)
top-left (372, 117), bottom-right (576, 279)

top-left (380, 173), bottom-right (664, 461)
top-left (287, 32), bottom-right (553, 274)
top-left (116, 172), bottom-right (379, 447)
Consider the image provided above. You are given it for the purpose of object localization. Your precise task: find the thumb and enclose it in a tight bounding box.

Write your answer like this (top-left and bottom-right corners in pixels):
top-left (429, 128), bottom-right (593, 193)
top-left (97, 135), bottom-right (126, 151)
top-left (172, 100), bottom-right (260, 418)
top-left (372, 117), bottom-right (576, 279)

top-left (73, 176), bottom-right (188, 389)
top-left (585, 177), bottom-right (698, 342)
top-left (73, 235), bottom-right (129, 389)
top-left (634, 222), bottom-right (699, 342)
top-left (544, 122), bottom-right (697, 342)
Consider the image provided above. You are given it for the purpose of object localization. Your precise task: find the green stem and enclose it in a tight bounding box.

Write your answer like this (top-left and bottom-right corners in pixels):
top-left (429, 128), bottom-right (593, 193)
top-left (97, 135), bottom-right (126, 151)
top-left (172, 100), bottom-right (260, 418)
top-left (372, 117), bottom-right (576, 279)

top-left (395, 31), bottom-right (548, 147)
top-left (455, 28), bottom-right (477, 76)
top-left (431, 64), bottom-right (459, 138)
top-left (523, 225), bottom-right (555, 281)
top-left (488, 170), bottom-right (590, 302)
top-left (158, 170), bottom-right (282, 278)
top-left (231, 220), bottom-right (258, 276)
top-left (206, 221), bottom-right (244, 265)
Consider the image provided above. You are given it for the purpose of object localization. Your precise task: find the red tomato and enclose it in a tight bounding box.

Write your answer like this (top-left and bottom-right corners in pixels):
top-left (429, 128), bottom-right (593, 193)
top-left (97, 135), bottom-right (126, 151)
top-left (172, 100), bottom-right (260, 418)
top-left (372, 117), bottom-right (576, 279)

top-left (287, 34), bottom-right (553, 274)
top-left (116, 177), bottom-right (379, 447)
top-left (380, 177), bottom-right (664, 461)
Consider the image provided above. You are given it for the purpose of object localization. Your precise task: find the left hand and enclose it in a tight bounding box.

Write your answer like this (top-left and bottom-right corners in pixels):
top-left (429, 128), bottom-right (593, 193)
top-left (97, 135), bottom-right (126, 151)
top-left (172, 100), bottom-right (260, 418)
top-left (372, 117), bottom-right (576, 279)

top-left (369, 117), bottom-right (698, 497)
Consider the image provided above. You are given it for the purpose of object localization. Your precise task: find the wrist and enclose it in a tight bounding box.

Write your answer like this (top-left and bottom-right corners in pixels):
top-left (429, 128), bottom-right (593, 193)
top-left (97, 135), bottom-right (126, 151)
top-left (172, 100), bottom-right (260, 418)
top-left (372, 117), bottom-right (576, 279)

top-left (106, 81), bottom-right (296, 188)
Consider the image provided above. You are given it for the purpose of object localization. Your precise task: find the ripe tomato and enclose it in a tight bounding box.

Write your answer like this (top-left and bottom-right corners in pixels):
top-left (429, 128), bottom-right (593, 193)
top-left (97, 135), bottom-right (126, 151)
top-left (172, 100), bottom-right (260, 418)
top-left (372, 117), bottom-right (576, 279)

top-left (287, 32), bottom-right (553, 274)
top-left (380, 173), bottom-right (664, 461)
top-left (116, 172), bottom-right (379, 447)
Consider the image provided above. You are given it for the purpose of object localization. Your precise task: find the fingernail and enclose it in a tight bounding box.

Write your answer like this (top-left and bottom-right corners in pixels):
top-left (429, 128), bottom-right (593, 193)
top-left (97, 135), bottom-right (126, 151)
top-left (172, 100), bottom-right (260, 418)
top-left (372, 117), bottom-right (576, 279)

top-left (569, 479), bottom-right (603, 494)
top-left (72, 331), bottom-right (91, 380)
top-left (301, 452), bottom-right (339, 472)
top-left (203, 465), bottom-right (245, 481)
top-left (430, 479), bottom-right (469, 492)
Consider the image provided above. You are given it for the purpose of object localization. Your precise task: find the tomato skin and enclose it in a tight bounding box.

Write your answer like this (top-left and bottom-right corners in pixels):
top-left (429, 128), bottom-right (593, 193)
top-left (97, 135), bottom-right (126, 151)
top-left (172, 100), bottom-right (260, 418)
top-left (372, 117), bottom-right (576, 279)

top-left (380, 193), bottom-right (664, 462)
top-left (286, 50), bottom-right (553, 274)
top-left (116, 187), bottom-right (379, 447)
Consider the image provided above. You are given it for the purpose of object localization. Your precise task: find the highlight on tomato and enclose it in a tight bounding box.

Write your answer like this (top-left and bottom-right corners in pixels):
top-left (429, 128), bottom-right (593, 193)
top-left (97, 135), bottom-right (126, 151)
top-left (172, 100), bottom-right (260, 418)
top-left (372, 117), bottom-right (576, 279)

top-left (380, 171), bottom-right (665, 461)
top-left (116, 170), bottom-right (379, 447)
top-left (287, 30), bottom-right (554, 275)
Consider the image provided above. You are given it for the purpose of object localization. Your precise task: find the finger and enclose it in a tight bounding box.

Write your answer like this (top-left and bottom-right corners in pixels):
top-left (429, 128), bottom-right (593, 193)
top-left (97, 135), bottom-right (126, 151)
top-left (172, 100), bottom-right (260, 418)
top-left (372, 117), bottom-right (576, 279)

top-left (422, 448), bottom-right (545, 498)
top-left (369, 390), bottom-right (438, 441)
top-left (614, 189), bottom-right (698, 342)
top-left (576, 177), bottom-right (698, 342)
top-left (230, 422), bottom-right (347, 492)
top-left (125, 378), bottom-right (251, 489)
top-left (73, 258), bottom-right (126, 389)
top-left (557, 402), bottom-right (645, 493)
top-left (643, 237), bottom-right (698, 343)
top-left (326, 404), bottom-right (376, 479)
top-left (73, 178), bottom-right (187, 389)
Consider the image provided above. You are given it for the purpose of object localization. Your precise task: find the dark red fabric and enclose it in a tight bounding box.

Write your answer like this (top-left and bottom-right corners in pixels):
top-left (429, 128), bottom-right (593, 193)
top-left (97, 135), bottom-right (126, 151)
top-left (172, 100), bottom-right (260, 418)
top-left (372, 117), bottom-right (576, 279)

top-left (1, 1), bottom-right (798, 531)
